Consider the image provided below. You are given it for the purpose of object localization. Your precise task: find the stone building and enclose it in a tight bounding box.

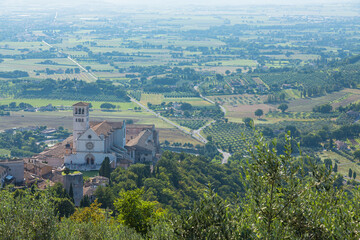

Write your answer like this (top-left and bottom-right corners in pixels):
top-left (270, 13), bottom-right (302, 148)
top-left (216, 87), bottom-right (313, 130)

top-left (63, 172), bottom-right (83, 207)
top-left (34, 102), bottom-right (161, 171)
top-left (0, 159), bottom-right (24, 184)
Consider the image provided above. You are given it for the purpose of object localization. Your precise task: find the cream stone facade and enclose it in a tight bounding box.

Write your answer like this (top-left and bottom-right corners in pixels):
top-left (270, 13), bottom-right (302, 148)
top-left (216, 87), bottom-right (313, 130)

top-left (62, 102), bottom-right (160, 171)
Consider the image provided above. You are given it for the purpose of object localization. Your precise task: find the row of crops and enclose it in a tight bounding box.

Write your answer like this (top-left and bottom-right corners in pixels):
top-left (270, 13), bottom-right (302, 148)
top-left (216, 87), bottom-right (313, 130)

top-left (129, 90), bottom-right (142, 101)
top-left (174, 119), bottom-right (208, 130)
top-left (203, 121), bottom-right (255, 154)
top-left (213, 95), bottom-right (262, 106)
top-left (258, 72), bottom-right (328, 87)
top-left (266, 111), bottom-right (341, 119)
top-left (163, 92), bottom-right (199, 98)
top-left (203, 120), bottom-right (334, 154)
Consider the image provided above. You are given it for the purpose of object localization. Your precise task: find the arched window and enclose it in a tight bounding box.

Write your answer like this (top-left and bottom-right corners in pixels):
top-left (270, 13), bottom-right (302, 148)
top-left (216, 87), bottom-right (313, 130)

top-left (75, 108), bottom-right (78, 114)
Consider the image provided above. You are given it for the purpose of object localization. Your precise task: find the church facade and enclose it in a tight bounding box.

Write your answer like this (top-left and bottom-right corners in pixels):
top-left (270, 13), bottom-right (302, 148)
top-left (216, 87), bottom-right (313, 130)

top-left (63, 102), bottom-right (160, 171)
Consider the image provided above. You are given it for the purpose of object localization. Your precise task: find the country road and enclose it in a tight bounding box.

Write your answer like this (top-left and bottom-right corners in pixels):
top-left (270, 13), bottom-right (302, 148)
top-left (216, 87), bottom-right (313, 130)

top-left (129, 96), bottom-right (231, 163)
top-left (129, 97), bottom-right (207, 144)
top-left (42, 40), bottom-right (97, 80)
top-left (194, 85), bottom-right (231, 163)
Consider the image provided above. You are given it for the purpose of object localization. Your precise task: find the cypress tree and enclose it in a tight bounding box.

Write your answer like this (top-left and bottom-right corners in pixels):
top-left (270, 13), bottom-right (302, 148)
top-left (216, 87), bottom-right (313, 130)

top-left (69, 183), bottom-right (74, 203)
top-left (333, 163), bottom-right (338, 172)
top-left (353, 171), bottom-right (357, 179)
top-left (349, 168), bottom-right (353, 178)
top-left (99, 157), bottom-right (111, 179)
top-left (80, 195), bottom-right (90, 207)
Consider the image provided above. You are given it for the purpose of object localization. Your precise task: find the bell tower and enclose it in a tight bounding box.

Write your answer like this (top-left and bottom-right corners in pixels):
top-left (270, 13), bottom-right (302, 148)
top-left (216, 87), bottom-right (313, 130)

top-left (72, 102), bottom-right (90, 148)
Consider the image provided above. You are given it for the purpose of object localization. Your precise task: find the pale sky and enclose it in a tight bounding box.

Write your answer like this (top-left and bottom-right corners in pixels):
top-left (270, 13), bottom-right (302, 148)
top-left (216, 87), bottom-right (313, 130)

top-left (1, 0), bottom-right (355, 6)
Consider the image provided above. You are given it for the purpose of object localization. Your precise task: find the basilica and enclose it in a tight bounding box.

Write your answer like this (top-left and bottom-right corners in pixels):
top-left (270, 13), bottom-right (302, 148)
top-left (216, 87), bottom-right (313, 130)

top-left (36, 102), bottom-right (160, 171)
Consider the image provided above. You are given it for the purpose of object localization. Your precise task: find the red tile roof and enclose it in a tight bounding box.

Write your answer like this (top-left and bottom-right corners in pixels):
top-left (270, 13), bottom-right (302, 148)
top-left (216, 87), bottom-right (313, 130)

top-left (73, 102), bottom-right (89, 107)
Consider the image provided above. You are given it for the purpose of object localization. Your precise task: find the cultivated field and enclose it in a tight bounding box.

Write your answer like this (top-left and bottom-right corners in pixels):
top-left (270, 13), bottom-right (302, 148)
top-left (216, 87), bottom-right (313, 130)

top-left (288, 89), bottom-right (358, 112)
top-left (140, 94), bottom-right (211, 106)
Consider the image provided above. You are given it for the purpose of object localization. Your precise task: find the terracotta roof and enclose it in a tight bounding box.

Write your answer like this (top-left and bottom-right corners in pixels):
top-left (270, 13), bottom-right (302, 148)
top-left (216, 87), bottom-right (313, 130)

top-left (126, 129), bottom-right (155, 152)
top-left (90, 121), bottom-right (124, 129)
top-left (34, 136), bottom-right (73, 168)
top-left (126, 124), bottom-right (154, 142)
top-left (91, 121), bottom-right (114, 137)
top-left (73, 102), bottom-right (89, 107)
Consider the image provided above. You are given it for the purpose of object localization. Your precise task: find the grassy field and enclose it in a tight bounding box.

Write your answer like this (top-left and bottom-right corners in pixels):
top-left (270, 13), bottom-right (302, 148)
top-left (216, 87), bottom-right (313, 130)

top-left (284, 89), bottom-right (302, 99)
top-left (319, 151), bottom-right (360, 181)
top-left (207, 59), bottom-right (257, 67)
top-left (288, 91), bottom-right (349, 112)
top-left (158, 128), bottom-right (204, 146)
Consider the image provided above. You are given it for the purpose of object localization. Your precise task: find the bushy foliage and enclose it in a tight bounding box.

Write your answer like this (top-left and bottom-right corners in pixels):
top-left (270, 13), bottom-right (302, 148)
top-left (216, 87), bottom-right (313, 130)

top-left (2, 135), bottom-right (360, 239)
top-left (237, 132), bottom-right (360, 239)
top-left (114, 188), bottom-right (164, 234)
top-left (109, 153), bottom-right (243, 211)
top-left (0, 189), bottom-right (57, 239)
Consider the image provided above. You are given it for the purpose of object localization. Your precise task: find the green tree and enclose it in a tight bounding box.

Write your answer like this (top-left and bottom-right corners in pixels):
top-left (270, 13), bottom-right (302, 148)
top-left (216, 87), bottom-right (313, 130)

top-left (278, 103), bottom-right (288, 113)
top-left (49, 182), bottom-right (69, 199)
top-left (94, 185), bottom-right (115, 210)
top-left (324, 158), bottom-right (332, 171)
top-left (285, 125), bottom-right (300, 138)
top-left (114, 188), bottom-right (163, 234)
top-left (243, 117), bottom-right (254, 128)
top-left (53, 197), bottom-right (75, 218)
top-left (353, 171), bottom-right (357, 179)
top-left (349, 168), bottom-right (353, 178)
top-left (174, 187), bottom-right (237, 239)
top-left (9, 102), bottom-right (16, 108)
top-left (99, 157), bottom-right (111, 179)
top-left (180, 102), bottom-right (193, 111)
top-left (333, 163), bottom-right (338, 172)
top-left (255, 109), bottom-right (263, 118)
top-left (329, 137), bottom-right (334, 149)
top-left (80, 195), bottom-right (91, 208)
top-left (238, 132), bottom-right (348, 239)
top-left (354, 150), bottom-right (360, 160)
top-left (215, 73), bottom-right (224, 81)
top-left (100, 103), bottom-right (116, 110)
